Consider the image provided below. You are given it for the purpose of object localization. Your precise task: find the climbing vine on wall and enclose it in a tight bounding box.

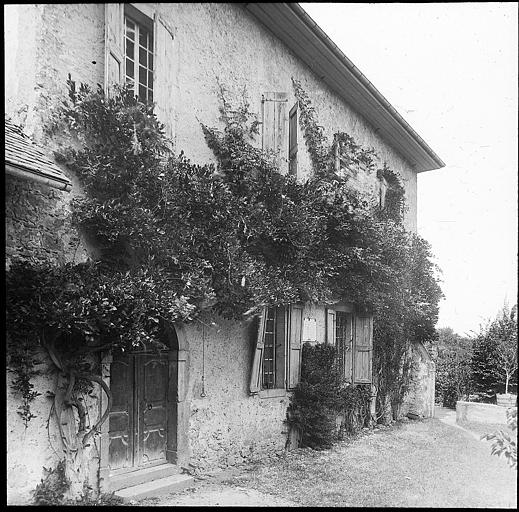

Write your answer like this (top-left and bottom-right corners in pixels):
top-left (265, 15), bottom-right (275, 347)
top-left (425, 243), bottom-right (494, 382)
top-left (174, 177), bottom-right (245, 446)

top-left (6, 77), bottom-right (442, 440)
top-left (291, 78), bottom-right (442, 421)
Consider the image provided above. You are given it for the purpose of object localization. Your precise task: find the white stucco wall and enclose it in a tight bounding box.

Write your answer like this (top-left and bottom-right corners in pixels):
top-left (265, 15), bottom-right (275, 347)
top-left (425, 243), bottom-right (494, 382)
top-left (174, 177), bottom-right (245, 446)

top-left (5, 3), bottom-right (426, 501)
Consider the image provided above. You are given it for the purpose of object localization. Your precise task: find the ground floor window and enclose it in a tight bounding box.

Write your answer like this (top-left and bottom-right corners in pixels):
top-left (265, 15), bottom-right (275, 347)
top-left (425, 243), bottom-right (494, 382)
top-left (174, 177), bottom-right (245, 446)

top-left (327, 308), bottom-right (373, 384)
top-left (250, 305), bottom-right (303, 393)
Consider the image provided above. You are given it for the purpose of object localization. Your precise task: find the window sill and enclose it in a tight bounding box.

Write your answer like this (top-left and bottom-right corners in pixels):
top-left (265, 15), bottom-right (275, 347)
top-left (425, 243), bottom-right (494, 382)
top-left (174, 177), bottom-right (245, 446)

top-left (258, 388), bottom-right (289, 399)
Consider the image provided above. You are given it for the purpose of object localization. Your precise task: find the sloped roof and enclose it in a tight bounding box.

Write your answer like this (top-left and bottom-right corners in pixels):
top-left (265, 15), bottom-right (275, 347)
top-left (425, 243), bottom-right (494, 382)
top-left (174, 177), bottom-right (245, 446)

top-left (243, 3), bottom-right (445, 173)
top-left (5, 119), bottom-right (72, 191)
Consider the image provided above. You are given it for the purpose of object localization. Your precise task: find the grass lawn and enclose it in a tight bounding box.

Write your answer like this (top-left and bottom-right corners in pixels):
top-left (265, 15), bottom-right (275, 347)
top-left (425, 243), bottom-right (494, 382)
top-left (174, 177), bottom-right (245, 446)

top-left (223, 417), bottom-right (517, 508)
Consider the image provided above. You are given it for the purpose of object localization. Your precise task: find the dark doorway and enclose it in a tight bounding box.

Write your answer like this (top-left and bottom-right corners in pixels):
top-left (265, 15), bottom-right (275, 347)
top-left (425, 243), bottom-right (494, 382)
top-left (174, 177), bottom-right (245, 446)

top-left (108, 324), bottom-right (179, 472)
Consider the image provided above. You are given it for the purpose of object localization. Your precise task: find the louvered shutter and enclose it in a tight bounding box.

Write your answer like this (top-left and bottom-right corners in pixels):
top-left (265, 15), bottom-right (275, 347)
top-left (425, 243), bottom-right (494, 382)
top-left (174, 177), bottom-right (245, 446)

top-left (104, 3), bottom-right (124, 93)
top-left (326, 308), bottom-right (336, 345)
top-left (287, 305), bottom-right (303, 389)
top-left (353, 315), bottom-right (373, 384)
top-left (153, 14), bottom-right (175, 139)
top-left (262, 92), bottom-right (289, 172)
top-left (249, 309), bottom-right (267, 394)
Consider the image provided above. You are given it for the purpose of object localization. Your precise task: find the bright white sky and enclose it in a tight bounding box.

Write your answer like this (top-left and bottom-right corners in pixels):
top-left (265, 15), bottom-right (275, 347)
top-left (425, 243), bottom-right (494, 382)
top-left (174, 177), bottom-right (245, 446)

top-left (302, 2), bottom-right (518, 336)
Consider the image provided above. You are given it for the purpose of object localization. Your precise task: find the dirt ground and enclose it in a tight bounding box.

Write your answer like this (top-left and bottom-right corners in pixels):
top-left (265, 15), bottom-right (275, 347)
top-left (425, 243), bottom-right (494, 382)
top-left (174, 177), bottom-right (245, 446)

top-left (137, 407), bottom-right (517, 508)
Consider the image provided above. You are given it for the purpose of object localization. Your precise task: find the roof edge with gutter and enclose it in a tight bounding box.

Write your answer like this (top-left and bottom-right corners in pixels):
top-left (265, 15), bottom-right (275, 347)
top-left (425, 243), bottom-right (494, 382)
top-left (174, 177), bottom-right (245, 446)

top-left (244, 3), bottom-right (445, 173)
top-left (6, 163), bottom-right (72, 192)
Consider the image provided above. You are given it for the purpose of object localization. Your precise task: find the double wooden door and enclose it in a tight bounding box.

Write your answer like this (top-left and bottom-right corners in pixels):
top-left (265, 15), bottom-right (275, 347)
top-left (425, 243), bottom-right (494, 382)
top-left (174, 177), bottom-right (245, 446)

top-left (108, 351), bottom-right (170, 472)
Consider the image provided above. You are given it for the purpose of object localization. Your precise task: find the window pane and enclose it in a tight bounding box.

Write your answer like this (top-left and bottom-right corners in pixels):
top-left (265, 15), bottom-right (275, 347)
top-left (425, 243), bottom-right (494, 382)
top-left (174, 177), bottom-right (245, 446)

top-left (126, 39), bottom-right (134, 59)
top-left (139, 28), bottom-right (148, 48)
top-left (125, 19), bottom-right (135, 39)
top-left (148, 90), bottom-right (153, 103)
top-left (148, 71), bottom-right (153, 88)
top-left (139, 47), bottom-right (147, 67)
top-left (126, 59), bottom-right (134, 79)
top-left (148, 52), bottom-right (153, 71)
top-left (139, 66), bottom-right (147, 86)
top-left (139, 84), bottom-right (146, 102)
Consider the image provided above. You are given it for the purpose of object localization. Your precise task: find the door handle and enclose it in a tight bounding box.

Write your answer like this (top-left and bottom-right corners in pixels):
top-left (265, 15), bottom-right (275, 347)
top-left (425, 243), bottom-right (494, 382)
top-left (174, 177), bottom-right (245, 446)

top-left (146, 403), bottom-right (153, 411)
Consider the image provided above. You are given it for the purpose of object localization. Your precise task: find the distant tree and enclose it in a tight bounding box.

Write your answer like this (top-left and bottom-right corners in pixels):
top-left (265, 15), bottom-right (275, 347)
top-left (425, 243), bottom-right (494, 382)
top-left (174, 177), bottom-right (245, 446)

top-left (435, 327), bottom-right (474, 408)
top-left (472, 304), bottom-right (518, 399)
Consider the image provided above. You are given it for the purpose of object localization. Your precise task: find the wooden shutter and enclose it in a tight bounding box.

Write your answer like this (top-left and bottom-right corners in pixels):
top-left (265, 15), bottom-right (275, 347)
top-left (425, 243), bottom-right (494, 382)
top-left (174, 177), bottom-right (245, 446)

top-left (249, 308), bottom-right (267, 394)
top-left (343, 314), bottom-right (354, 383)
top-left (104, 3), bottom-right (124, 93)
top-left (262, 92), bottom-right (288, 172)
top-left (353, 315), bottom-right (373, 384)
top-left (326, 308), bottom-right (336, 345)
top-left (153, 14), bottom-right (175, 139)
top-left (288, 103), bottom-right (298, 176)
top-left (287, 305), bottom-right (303, 389)
top-left (379, 176), bottom-right (388, 209)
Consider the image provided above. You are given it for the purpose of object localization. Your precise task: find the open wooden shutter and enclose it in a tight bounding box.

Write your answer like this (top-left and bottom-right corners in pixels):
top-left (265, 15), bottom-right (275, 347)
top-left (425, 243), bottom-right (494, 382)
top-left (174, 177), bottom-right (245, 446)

top-left (262, 92), bottom-right (288, 172)
top-left (104, 3), bottom-right (124, 93)
top-left (288, 103), bottom-right (298, 176)
top-left (153, 14), bottom-right (175, 139)
top-left (343, 316), bottom-right (353, 383)
top-left (249, 308), bottom-right (267, 394)
top-left (326, 308), bottom-right (336, 345)
top-left (353, 315), bottom-right (373, 384)
top-left (287, 305), bottom-right (303, 389)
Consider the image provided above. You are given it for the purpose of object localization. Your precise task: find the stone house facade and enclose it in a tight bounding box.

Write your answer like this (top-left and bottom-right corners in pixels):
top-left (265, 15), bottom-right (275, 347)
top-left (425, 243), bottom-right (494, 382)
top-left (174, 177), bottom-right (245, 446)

top-left (5, 3), bottom-right (444, 504)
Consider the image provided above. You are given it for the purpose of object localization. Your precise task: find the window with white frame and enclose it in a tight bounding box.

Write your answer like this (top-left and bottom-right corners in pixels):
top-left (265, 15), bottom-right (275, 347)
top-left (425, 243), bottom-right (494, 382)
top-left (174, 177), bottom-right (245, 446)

top-left (124, 7), bottom-right (154, 102)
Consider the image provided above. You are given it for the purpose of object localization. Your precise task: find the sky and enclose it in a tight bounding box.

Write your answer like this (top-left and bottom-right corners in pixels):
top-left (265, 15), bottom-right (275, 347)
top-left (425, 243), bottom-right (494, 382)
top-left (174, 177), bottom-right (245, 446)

top-left (302, 2), bottom-right (518, 336)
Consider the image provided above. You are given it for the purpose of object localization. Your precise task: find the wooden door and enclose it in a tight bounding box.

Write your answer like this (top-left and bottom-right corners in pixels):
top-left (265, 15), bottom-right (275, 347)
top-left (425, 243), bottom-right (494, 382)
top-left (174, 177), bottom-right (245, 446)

top-left (108, 350), bottom-right (169, 472)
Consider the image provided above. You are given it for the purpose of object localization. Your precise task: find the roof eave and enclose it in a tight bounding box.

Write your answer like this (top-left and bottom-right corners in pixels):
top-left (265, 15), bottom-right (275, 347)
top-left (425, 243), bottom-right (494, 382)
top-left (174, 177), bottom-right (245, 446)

top-left (243, 3), bottom-right (445, 173)
top-left (5, 162), bottom-right (72, 192)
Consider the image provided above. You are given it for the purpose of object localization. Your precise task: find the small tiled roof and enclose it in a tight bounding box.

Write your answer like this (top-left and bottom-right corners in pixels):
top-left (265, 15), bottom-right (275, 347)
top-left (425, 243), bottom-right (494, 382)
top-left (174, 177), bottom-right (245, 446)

top-left (5, 119), bottom-right (72, 190)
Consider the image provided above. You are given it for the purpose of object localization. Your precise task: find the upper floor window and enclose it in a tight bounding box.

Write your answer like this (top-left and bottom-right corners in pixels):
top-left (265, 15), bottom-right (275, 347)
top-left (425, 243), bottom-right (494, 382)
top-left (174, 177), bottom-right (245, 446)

top-left (124, 7), bottom-right (154, 103)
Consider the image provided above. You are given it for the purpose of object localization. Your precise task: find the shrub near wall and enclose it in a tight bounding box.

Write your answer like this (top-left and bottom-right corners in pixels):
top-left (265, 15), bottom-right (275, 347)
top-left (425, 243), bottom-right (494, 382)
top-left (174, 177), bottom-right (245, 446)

top-left (288, 343), bottom-right (371, 449)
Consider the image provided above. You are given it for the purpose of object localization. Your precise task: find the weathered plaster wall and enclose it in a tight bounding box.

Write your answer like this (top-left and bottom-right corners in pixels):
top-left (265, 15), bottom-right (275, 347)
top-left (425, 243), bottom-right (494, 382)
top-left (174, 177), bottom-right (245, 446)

top-left (155, 2), bottom-right (418, 231)
top-left (5, 174), bottom-right (99, 505)
top-left (5, 4), bottom-right (101, 496)
top-left (6, 348), bottom-right (102, 505)
top-left (5, 4), bottom-right (105, 141)
top-left (182, 313), bottom-right (289, 471)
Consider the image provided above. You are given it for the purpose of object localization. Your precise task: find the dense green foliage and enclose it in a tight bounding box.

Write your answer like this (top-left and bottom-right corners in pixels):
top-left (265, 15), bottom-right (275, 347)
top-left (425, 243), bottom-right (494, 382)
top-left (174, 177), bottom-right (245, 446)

top-left (6, 79), bottom-right (442, 430)
top-left (435, 327), bottom-right (474, 408)
top-left (288, 343), bottom-right (372, 448)
top-left (292, 79), bottom-right (442, 420)
top-left (472, 304), bottom-right (518, 399)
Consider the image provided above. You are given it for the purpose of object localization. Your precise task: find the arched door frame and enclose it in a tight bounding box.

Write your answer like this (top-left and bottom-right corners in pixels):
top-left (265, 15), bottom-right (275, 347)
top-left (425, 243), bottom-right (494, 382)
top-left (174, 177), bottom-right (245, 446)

top-left (98, 322), bottom-right (190, 492)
